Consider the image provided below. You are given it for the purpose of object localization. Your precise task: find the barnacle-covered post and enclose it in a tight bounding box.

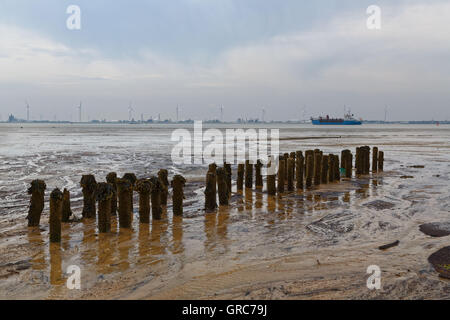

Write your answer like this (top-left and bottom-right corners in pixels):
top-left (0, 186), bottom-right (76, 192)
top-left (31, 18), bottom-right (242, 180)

top-left (287, 158), bottom-right (294, 191)
top-left (283, 153), bottom-right (289, 180)
top-left (295, 151), bottom-right (304, 190)
top-left (136, 179), bottom-right (152, 224)
top-left (277, 159), bottom-right (285, 193)
top-left (313, 151), bottom-right (322, 186)
top-left (171, 175), bottom-right (186, 216)
top-left (205, 164), bottom-right (217, 212)
top-left (267, 159), bottom-right (276, 196)
top-left (255, 160), bottom-right (263, 189)
top-left (106, 172), bottom-right (118, 216)
top-left (149, 176), bottom-right (163, 220)
top-left (305, 154), bottom-right (314, 188)
top-left (372, 147), bottom-right (379, 172)
top-left (80, 175), bottom-right (97, 219)
top-left (26, 180), bottom-right (46, 227)
top-left (116, 178), bottom-right (133, 228)
top-left (378, 151), bottom-right (384, 171)
top-left (224, 162), bottom-right (232, 197)
top-left (328, 154), bottom-right (335, 183)
top-left (49, 188), bottom-right (63, 243)
top-left (245, 160), bottom-right (253, 189)
top-left (216, 167), bottom-right (229, 206)
top-left (122, 173), bottom-right (137, 214)
top-left (321, 155), bottom-right (329, 184)
top-left (334, 155), bottom-right (341, 181)
top-left (237, 163), bottom-right (244, 192)
top-left (158, 169), bottom-right (169, 206)
top-left (61, 188), bottom-right (72, 223)
top-left (96, 182), bottom-right (113, 233)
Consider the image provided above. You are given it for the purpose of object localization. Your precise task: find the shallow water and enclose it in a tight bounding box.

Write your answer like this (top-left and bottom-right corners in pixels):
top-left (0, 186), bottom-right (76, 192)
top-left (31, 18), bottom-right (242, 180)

top-left (0, 123), bottom-right (449, 299)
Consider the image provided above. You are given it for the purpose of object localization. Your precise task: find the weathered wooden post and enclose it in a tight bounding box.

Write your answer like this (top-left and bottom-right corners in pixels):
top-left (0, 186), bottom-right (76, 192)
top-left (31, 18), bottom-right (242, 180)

top-left (80, 175), bottom-right (97, 219)
top-left (355, 147), bottom-right (362, 175)
top-left (237, 163), bottom-right (244, 192)
top-left (362, 146), bottom-right (370, 174)
top-left (205, 166), bottom-right (218, 211)
top-left (328, 154), bottom-right (335, 183)
top-left (106, 172), bottom-right (118, 216)
top-left (136, 179), bottom-right (152, 224)
top-left (341, 150), bottom-right (352, 178)
top-left (305, 154), bottom-right (314, 188)
top-left (334, 155), bottom-right (341, 181)
top-left (283, 153), bottom-right (289, 180)
top-left (267, 160), bottom-right (276, 196)
top-left (224, 162), bottom-right (232, 197)
top-left (149, 176), bottom-right (163, 220)
top-left (245, 160), bottom-right (253, 189)
top-left (290, 152), bottom-right (296, 179)
top-left (27, 180), bottom-right (46, 227)
top-left (378, 151), bottom-right (384, 171)
top-left (158, 169), bottom-right (169, 206)
top-left (49, 188), bottom-right (63, 243)
top-left (116, 178), bottom-right (133, 228)
top-left (295, 151), bottom-right (304, 189)
top-left (122, 173), bottom-right (137, 214)
top-left (372, 147), bottom-right (378, 172)
top-left (171, 175), bottom-right (186, 216)
top-left (255, 160), bottom-right (263, 189)
top-left (217, 167), bottom-right (229, 205)
top-left (277, 159), bottom-right (285, 193)
top-left (313, 152), bottom-right (322, 186)
top-left (321, 155), bottom-right (329, 184)
top-left (287, 158), bottom-right (294, 191)
top-left (61, 188), bottom-right (72, 223)
top-left (96, 182), bottom-right (113, 232)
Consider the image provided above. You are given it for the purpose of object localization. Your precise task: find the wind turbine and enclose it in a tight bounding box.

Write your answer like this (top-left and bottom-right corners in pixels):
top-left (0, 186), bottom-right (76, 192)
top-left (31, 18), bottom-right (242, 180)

top-left (219, 105), bottom-right (224, 122)
top-left (77, 101), bottom-right (82, 122)
top-left (261, 108), bottom-right (266, 122)
top-left (128, 102), bottom-right (134, 121)
top-left (384, 106), bottom-right (388, 122)
top-left (25, 100), bottom-right (30, 121)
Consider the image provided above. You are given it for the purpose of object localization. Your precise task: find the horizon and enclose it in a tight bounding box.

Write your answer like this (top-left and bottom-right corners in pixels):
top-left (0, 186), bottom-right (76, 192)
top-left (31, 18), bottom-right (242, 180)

top-left (1, 1), bottom-right (449, 121)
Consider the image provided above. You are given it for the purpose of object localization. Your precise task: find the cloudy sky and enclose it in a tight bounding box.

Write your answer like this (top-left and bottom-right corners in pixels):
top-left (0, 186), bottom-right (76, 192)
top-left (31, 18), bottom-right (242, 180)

top-left (0, 0), bottom-right (449, 121)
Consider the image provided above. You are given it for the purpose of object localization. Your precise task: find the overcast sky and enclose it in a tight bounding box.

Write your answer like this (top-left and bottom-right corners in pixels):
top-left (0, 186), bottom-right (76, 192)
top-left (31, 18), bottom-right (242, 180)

top-left (0, 0), bottom-right (449, 121)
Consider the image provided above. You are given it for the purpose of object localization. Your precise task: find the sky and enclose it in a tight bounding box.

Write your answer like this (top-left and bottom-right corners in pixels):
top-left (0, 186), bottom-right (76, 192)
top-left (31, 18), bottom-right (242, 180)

top-left (0, 0), bottom-right (449, 121)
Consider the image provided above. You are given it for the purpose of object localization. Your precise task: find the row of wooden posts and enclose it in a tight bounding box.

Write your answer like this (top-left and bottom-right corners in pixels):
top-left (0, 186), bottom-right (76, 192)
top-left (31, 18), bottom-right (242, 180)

top-left (26, 146), bottom-right (383, 243)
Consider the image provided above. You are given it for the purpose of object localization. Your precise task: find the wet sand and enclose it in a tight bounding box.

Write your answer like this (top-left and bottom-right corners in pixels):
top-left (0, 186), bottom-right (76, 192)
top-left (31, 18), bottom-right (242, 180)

top-left (0, 123), bottom-right (449, 299)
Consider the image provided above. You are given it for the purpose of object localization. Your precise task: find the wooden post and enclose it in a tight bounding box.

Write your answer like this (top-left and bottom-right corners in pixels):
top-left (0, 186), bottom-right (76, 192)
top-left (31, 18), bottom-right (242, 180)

top-left (290, 152), bottom-right (296, 179)
top-left (283, 153), bottom-right (289, 180)
top-left (345, 151), bottom-right (353, 178)
top-left (355, 147), bottom-right (362, 175)
top-left (245, 160), bottom-right (253, 189)
top-left (106, 172), bottom-right (118, 216)
top-left (255, 160), bottom-right (263, 189)
top-left (321, 155), bottom-right (329, 184)
top-left (224, 162), bottom-right (232, 197)
top-left (136, 179), bottom-right (151, 223)
top-left (96, 182), bottom-right (113, 232)
top-left (305, 150), bottom-right (314, 178)
top-left (122, 173), bottom-right (137, 215)
top-left (372, 147), bottom-right (378, 172)
top-left (49, 188), bottom-right (63, 243)
top-left (149, 176), bottom-right (163, 220)
top-left (80, 175), bottom-right (97, 219)
top-left (328, 154), bottom-right (335, 183)
top-left (305, 154), bottom-right (314, 188)
top-left (116, 178), bottom-right (133, 228)
top-left (378, 151), bottom-right (384, 171)
top-left (158, 169), bottom-right (169, 206)
top-left (334, 155), bottom-right (341, 181)
top-left (217, 167), bottom-right (229, 205)
top-left (61, 188), bottom-right (72, 223)
top-left (287, 158), bottom-right (294, 191)
top-left (314, 152), bottom-right (322, 186)
top-left (267, 160), bottom-right (276, 195)
top-left (278, 159), bottom-right (285, 193)
top-left (237, 163), bottom-right (244, 191)
top-left (27, 180), bottom-right (46, 227)
top-left (295, 151), bottom-right (304, 189)
top-left (171, 175), bottom-right (186, 216)
top-left (205, 169), bottom-right (217, 212)
top-left (362, 146), bottom-right (370, 174)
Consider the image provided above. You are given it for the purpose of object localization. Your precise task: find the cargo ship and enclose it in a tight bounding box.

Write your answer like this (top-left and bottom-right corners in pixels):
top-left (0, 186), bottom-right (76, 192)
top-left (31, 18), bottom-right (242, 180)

top-left (311, 111), bottom-right (362, 125)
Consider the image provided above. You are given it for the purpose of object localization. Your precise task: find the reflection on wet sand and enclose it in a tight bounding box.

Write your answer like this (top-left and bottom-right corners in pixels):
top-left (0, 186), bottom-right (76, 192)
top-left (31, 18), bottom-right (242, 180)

top-left (171, 216), bottom-right (184, 255)
top-left (27, 228), bottom-right (45, 271)
top-left (204, 212), bottom-right (216, 253)
top-left (117, 228), bottom-right (132, 271)
top-left (255, 192), bottom-right (263, 209)
top-left (150, 219), bottom-right (166, 258)
top-left (217, 206), bottom-right (230, 253)
top-left (245, 188), bottom-right (253, 212)
top-left (49, 242), bottom-right (62, 285)
top-left (81, 219), bottom-right (97, 268)
top-left (97, 233), bottom-right (114, 275)
top-left (267, 196), bottom-right (276, 213)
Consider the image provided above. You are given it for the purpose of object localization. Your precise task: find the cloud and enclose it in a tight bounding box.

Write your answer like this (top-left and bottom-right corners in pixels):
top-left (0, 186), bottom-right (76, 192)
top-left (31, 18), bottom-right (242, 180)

top-left (0, 1), bottom-right (449, 120)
